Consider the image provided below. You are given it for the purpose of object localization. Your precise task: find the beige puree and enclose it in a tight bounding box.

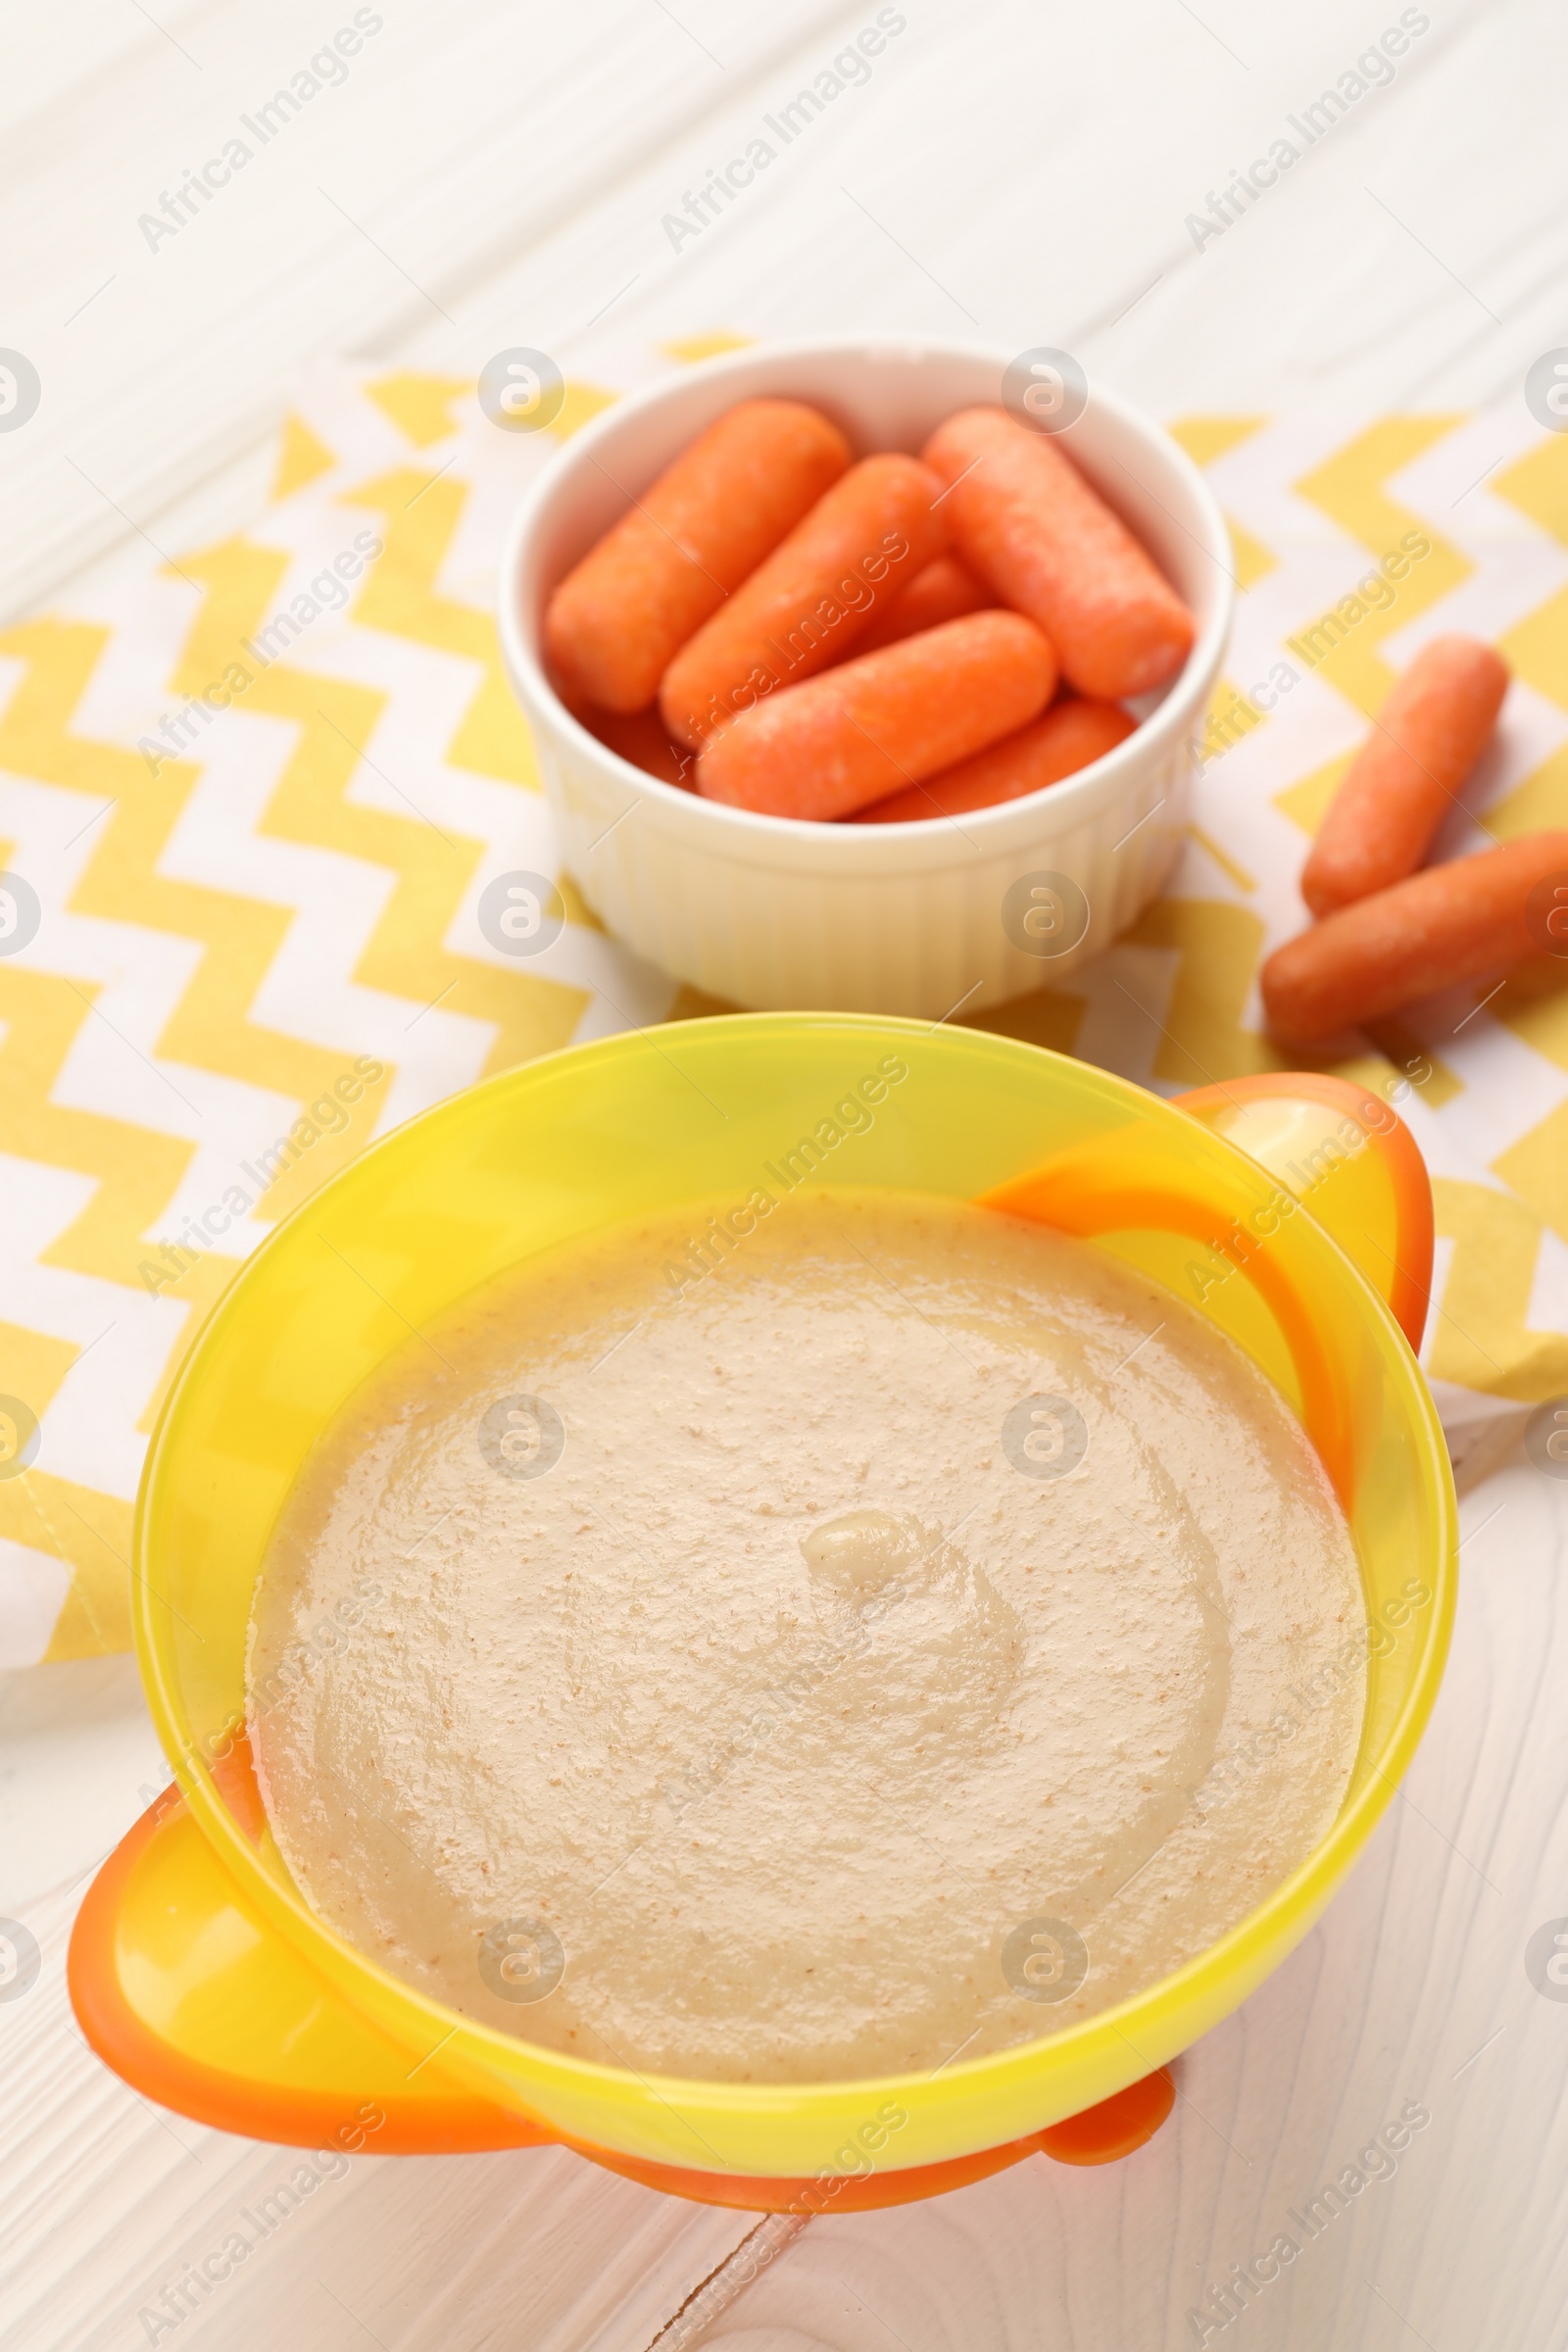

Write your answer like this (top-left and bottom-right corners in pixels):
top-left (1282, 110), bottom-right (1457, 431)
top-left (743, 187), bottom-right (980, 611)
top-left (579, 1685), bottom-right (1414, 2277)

top-left (248, 1187), bottom-right (1364, 2084)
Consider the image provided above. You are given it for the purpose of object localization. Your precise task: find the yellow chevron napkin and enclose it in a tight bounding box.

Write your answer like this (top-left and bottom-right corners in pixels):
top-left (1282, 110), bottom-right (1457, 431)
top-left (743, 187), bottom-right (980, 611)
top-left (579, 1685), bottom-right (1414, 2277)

top-left (3, 354), bottom-right (1566, 1660)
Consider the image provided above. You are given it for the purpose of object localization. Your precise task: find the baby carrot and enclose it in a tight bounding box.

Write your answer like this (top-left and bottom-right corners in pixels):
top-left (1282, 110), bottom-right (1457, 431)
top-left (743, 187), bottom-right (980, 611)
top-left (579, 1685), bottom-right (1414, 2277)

top-left (659, 454), bottom-right (948, 748)
top-left (921, 407), bottom-right (1195, 699)
top-left (543, 399), bottom-right (851, 712)
top-left (582, 704), bottom-right (696, 789)
top-left (850, 553), bottom-right (993, 656)
top-left (696, 612), bottom-right (1057, 822)
top-left (854, 696), bottom-right (1136, 823)
top-left (1301, 636), bottom-right (1510, 916)
top-left (1261, 830), bottom-right (1568, 1041)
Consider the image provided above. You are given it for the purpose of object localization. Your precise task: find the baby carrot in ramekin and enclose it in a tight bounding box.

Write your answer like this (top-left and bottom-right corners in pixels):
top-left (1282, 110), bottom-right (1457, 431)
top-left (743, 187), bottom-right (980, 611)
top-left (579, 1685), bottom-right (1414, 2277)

top-left (1302, 637), bottom-right (1510, 916)
top-left (855, 696), bottom-right (1135, 823)
top-left (543, 399), bottom-right (851, 712)
top-left (851, 553), bottom-right (994, 655)
top-left (580, 705), bottom-right (697, 789)
top-left (659, 454), bottom-right (948, 748)
top-left (696, 612), bottom-right (1056, 822)
top-left (922, 406), bottom-right (1195, 699)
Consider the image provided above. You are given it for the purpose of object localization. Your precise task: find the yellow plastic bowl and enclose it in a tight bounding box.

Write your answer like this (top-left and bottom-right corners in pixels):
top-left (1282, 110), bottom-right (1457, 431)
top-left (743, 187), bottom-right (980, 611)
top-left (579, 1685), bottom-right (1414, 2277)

top-left (120, 1014), bottom-right (1455, 2186)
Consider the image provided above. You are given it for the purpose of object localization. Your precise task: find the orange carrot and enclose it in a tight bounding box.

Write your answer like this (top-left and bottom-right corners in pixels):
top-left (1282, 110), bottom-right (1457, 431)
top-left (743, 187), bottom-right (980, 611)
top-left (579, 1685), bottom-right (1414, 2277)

top-left (851, 553), bottom-right (993, 656)
top-left (922, 407), bottom-right (1195, 699)
top-left (696, 612), bottom-right (1057, 822)
top-left (543, 399), bottom-right (851, 712)
top-left (659, 454), bottom-right (948, 748)
top-left (582, 705), bottom-right (697, 789)
top-left (1261, 831), bottom-right (1568, 1041)
top-left (855, 697), bottom-right (1136, 823)
top-left (1301, 636), bottom-right (1510, 916)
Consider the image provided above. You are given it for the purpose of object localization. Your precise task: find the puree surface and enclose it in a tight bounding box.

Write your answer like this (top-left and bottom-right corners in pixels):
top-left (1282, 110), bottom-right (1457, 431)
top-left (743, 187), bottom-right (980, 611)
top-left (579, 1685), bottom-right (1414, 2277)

top-left (248, 1187), bottom-right (1364, 2082)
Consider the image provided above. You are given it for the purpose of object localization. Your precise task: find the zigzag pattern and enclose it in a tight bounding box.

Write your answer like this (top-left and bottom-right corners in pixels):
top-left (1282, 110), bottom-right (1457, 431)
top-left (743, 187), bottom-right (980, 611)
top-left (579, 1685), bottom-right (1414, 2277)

top-left (0, 367), bottom-right (665, 1660)
top-left (4, 367), bottom-right (1568, 1662)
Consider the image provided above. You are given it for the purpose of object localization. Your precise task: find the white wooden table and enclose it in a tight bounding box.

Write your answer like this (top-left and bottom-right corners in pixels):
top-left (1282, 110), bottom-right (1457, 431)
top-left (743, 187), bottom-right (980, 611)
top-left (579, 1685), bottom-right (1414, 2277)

top-left (6, 3), bottom-right (1568, 2345)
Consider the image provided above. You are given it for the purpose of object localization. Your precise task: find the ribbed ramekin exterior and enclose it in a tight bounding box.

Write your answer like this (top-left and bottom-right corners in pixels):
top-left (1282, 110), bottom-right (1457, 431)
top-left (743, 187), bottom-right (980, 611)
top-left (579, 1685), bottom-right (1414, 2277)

top-left (524, 693), bottom-right (1202, 1017)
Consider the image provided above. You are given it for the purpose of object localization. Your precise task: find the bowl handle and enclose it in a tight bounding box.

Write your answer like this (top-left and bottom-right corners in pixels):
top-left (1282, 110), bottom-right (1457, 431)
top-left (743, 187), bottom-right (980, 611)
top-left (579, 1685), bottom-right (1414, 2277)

top-left (1169, 1072), bottom-right (1433, 1351)
top-left (68, 1784), bottom-right (554, 2155)
top-left (983, 1068), bottom-right (1434, 1503)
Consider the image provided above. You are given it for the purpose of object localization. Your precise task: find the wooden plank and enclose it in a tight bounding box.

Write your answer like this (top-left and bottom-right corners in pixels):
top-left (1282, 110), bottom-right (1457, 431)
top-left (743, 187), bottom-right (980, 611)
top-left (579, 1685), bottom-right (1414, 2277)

top-left (0, 0), bottom-right (859, 619)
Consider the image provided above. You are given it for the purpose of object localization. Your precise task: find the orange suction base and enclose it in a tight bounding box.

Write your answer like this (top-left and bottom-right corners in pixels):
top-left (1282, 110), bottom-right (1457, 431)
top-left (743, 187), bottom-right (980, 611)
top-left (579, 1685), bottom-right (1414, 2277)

top-left (70, 1789), bottom-right (1173, 2212)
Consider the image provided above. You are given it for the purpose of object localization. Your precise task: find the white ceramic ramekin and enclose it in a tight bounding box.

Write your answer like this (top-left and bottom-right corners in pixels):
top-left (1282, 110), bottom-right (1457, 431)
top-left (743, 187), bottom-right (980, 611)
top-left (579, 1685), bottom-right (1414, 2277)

top-left (498, 337), bottom-right (1233, 1018)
